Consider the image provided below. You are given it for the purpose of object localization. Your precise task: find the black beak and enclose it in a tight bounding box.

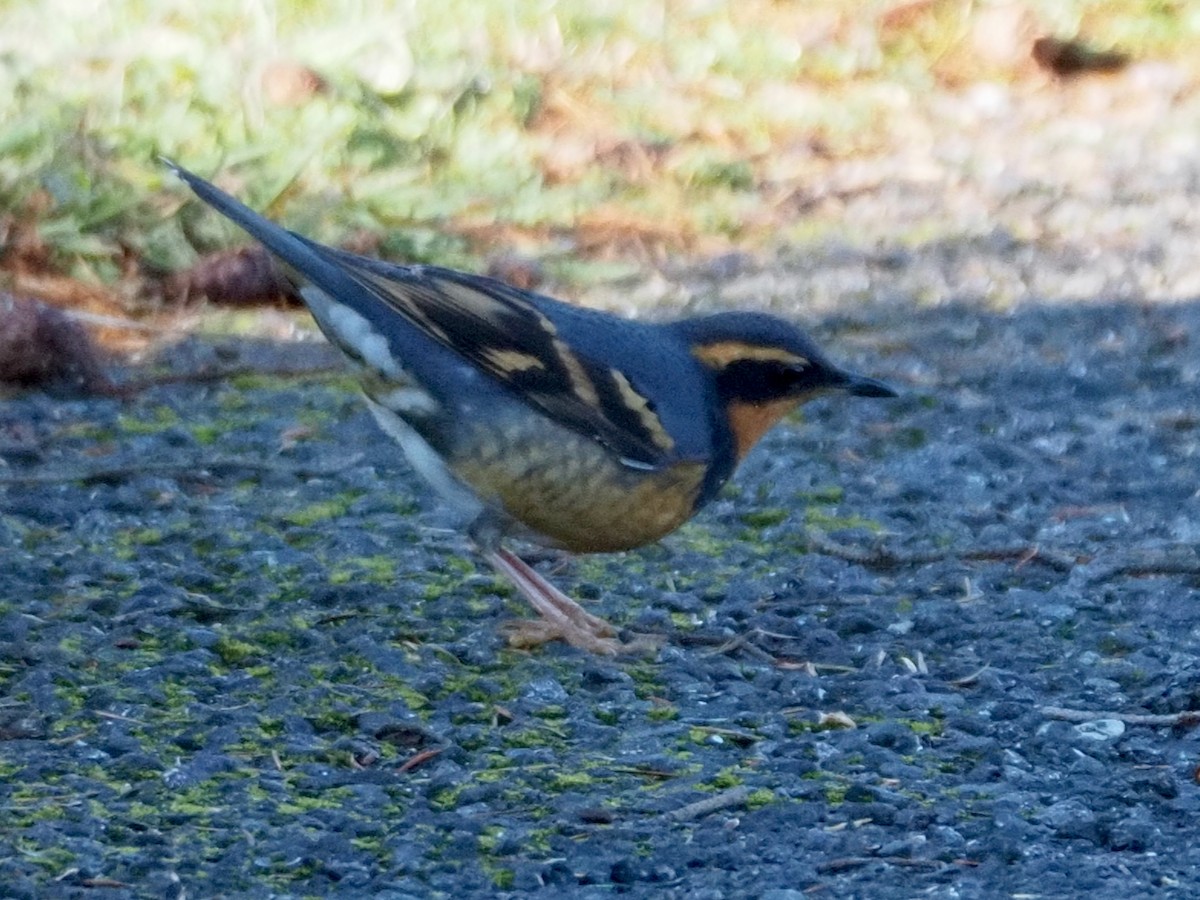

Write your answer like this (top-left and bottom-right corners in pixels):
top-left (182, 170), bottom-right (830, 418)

top-left (840, 371), bottom-right (898, 398)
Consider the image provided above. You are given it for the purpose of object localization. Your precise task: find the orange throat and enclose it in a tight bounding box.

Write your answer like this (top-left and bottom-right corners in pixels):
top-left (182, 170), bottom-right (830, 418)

top-left (726, 397), bottom-right (801, 461)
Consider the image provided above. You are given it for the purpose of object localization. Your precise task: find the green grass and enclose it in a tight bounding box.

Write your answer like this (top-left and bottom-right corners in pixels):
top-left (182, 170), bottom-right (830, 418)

top-left (1, 0), bottom-right (1198, 296)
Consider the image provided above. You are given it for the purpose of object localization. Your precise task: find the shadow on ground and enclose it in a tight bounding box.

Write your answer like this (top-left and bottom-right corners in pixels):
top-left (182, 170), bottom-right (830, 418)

top-left (1, 278), bottom-right (1198, 897)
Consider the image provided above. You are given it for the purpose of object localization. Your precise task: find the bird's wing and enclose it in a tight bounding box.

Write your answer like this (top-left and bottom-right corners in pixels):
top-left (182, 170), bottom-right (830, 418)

top-left (168, 162), bottom-right (679, 469)
top-left (326, 258), bottom-right (681, 469)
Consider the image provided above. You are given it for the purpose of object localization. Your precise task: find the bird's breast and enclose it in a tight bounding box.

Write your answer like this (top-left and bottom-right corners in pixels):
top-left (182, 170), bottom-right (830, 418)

top-left (448, 418), bottom-right (709, 553)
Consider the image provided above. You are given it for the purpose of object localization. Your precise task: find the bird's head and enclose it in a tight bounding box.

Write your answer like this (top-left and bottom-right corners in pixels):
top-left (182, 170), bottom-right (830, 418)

top-left (676, 311), bottom-right (896, 460)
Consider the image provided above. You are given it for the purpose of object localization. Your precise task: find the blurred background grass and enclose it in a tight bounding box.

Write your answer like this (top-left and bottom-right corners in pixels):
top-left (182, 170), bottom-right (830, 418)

top-left (1, 0), bottom-right (1197, 299)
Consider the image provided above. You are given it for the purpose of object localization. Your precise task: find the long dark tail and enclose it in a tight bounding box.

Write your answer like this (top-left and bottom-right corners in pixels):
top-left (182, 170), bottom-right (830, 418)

top-left (163, 159), bottom-right (364, 303)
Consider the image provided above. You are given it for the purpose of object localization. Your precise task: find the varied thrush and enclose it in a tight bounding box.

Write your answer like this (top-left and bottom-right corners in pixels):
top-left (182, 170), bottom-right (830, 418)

top-left (169, 163), bottom-right (896, 654)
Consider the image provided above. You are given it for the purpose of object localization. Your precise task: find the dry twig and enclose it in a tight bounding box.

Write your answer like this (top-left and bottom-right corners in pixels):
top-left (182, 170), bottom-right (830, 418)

top-left (0, 455), bottom-right (360, 486)
top-left (808, 532), bottom-right (1078, 573)
top-left (1040, 707), bottom-right (1200, 729)
top-left (666, 786), bottom-right (751, 822)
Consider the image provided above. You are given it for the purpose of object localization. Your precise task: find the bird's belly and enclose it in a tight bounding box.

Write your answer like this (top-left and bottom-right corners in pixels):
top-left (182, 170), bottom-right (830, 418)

top-left (363, 397), bottom-right (484, 522)
top-left (450, 422), bottom-right (708, 553)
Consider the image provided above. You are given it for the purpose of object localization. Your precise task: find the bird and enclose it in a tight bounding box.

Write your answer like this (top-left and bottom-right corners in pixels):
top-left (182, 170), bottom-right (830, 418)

top-left (167, 162), bottom-right (897, 654)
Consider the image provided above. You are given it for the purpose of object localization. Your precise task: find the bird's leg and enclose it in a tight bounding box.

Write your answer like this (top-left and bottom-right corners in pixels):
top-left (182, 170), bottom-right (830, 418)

top-left (485, 547), bottom-right (625, 655)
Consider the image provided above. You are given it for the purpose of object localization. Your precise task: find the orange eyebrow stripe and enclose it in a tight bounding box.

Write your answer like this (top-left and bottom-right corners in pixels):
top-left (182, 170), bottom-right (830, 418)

top-left (691, 341), bottom-right (808, 370)
top-left (726, 397), bottom-right (801, 461)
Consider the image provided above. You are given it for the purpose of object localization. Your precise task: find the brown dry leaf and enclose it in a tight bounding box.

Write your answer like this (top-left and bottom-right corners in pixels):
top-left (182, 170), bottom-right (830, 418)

top-left (485, 253), bottom-right (545, 291)
top-left (164, 245), bottom-right (295, 307)
top-left (535, 132), bottom-right (601, 186)
top-left (881, 0), bottom-right (1041, 84)
top-left (0, 209), bottom-right (52, 275)
top-left (528, 80), bottom-right (629, 184)
top-left (5, 271), bottom-right (149, 354)
top-left (278, 424), bottom-right (316, 451)
top-left (261, 59), bottom-right (329, 106)
top-left (524, 78), bottom-right (618, 134)
top-left (396, 747), bottom-right (444, 774)
top-left (452, 220), bottom-right (552, 257)
top-left (0, 293), bottom-right (116, 394)
top-left (878, 0), bottom-right (940, 33)
top-left (574, 205), bottom-right (714, 261)
top-left (593, 138), bottom-right (673, 185)
top-left (338, 230), bottom-right (385, 257)
top-left (816, 711), bottom-right (858, 731)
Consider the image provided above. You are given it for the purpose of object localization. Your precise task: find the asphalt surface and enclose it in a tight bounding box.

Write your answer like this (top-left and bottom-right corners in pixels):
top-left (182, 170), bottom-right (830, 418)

top-left (4, 69), bottom-right (1200, 900)
top-left (2, 279), bottom-right (1199, 898)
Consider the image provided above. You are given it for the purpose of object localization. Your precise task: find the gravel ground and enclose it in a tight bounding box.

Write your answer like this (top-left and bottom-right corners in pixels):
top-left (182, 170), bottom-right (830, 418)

top-left (3, 72), bottom-right (1200, 898)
